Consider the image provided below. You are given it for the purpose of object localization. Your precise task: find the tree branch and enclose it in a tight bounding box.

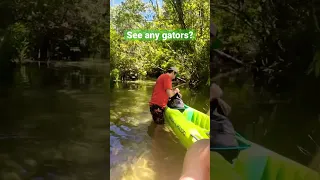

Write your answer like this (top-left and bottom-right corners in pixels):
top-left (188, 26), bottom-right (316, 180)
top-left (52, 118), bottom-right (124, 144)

top-left (213, 49), bottom-right (244, 65)
top-left (211, 68), bottom-right (244, 82)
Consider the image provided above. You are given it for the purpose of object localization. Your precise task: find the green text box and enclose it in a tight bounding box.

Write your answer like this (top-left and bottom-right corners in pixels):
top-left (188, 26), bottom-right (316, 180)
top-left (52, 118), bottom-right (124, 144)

top-left (124, 30), bottom-right (196, 41)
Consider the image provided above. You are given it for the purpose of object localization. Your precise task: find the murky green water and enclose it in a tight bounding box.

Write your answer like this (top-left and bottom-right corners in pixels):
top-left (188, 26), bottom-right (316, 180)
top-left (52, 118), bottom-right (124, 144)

top-left (5, 63), bottom-right (318, 179)
top-left (215, 73), bottom-right (320, 171)
top-left (110, 82), bottom-right (209, 180)
top-left (0, 63), bottom-right (109, 179)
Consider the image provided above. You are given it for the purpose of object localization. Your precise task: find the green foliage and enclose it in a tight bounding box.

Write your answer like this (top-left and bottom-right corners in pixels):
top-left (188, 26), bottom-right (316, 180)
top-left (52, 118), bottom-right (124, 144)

top-left (111, 0), bottom-right (210, 87)
top-left (111, 68), bottom-right (120, 81)
top-left (0, 0), bottom-right (109, 62)
top-left (0, 22), bottom-right (30, 62)
top-left (7, 23), bottom-right (30, 62)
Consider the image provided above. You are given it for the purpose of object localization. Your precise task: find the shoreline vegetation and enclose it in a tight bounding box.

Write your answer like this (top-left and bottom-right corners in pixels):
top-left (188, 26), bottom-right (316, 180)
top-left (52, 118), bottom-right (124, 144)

top-left (10, 59), bottom-right (109, 68)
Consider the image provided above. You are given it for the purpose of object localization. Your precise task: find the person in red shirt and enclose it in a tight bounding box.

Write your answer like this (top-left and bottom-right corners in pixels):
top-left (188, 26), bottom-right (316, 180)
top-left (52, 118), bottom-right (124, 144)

top-left (149, 67), bottom-right (180, 124)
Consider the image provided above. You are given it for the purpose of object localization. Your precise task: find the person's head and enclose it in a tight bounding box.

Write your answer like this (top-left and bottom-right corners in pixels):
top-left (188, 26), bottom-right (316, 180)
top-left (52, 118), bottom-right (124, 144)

top-left (210, 20), bottom-right (222, 51)
top-left (210, 83), bottom-right (223, 101)
top-left (210, 83), bottom-right (231, 116)
top-left (210, 20), bottom-right (217, 41)
top-left (210, 83), bottom-right (223, 113)
top-left (166, 67), bottom-right (179, 80)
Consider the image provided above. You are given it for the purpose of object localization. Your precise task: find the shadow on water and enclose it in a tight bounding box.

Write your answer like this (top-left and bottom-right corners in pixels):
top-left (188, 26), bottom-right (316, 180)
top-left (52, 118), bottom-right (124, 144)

top-left (215, 72), bottom-right (320, 171)
top-left (0, 63), bottom-right (109, 179)
top-left (110, 82), bottom-right (209, 180)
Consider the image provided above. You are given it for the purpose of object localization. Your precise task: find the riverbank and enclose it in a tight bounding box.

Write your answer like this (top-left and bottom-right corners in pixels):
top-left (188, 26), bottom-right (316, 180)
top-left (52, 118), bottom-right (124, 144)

top-left (11, 59), bottom-right (109, 69)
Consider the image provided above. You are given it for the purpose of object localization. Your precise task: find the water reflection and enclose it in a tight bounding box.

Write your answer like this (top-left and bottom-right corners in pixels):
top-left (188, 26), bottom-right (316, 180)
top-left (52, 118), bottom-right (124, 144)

top-left (0, 63), bottom-right (108, 179)
top-left (110, 82), bottom-right (209, 180)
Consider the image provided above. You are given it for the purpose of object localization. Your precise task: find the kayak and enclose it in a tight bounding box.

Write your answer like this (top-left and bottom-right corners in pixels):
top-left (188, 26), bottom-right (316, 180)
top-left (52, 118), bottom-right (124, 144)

top-left (164, 105), bottom-right (250, 150)
top-left (211, 133), bottom-right (320, 180)
top-left (233, 139), bottom-right (320, 180)
top-left (165, 105), bottom-right (320, 179)
top-left (164, 104), bottom-right (210, 149)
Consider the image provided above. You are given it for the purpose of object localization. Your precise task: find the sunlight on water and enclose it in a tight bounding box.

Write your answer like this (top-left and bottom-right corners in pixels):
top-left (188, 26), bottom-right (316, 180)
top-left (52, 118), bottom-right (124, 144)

top-left (110, 130), bottom-right (156, 180)
top-left (119, 151), bottom-right (155, 180)
top-left (110, 82), bottom-right (208, 180)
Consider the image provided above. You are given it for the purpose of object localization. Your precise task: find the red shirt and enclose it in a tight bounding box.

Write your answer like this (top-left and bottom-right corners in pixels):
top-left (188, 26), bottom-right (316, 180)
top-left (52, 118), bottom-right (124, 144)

top-left (149, 74), bottom-right (172, 108)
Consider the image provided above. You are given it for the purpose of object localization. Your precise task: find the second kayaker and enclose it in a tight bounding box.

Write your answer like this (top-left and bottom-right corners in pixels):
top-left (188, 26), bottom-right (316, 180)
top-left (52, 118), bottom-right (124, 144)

top-left (210, 83), bottom-right (238, 148)
top-left (149, 67), bottom-right (181, 124)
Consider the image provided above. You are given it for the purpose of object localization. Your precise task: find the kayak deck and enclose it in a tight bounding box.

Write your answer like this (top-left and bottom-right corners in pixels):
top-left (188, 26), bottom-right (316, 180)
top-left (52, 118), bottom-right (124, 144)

top-left (164, 105), bottom-right (209, 149)
top-left (211, 134), bottom-right (320, 180)
top-left (233, 142), bottom-right (320, 180)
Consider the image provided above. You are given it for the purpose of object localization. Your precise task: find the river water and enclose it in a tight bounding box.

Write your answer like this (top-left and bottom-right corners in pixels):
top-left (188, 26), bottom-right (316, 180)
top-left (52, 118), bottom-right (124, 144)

top-left (0, 63), bottom-right (109, 180)
top-left (109, 82), bottom-right (209, 180)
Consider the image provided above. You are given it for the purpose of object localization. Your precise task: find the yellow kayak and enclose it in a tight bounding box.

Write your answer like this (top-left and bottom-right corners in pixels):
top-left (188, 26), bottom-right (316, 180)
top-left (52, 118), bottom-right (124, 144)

top-left (164, 105), bottom-right (210, 149)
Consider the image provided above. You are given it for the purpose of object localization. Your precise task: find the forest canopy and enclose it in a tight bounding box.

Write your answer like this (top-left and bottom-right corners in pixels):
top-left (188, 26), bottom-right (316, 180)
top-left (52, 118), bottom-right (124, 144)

top-left (212, 0), bottom-right (320, 88)
top-left (110, 0), bottom-right (210, 87)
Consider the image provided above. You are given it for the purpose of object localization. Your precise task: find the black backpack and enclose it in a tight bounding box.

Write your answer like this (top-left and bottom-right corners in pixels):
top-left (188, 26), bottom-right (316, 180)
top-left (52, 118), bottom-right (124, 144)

top-left (210, 113), bottom-right (238, 147)
top-left (210, 98), bottom-right (240, 163)
top-left (167, 93), bottom-right (185, 109)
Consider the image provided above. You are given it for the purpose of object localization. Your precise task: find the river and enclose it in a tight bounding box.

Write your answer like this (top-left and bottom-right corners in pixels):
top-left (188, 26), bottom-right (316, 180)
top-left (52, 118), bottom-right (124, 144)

top-left (0, 62), bottom-right (109, 180)
top-left (0, 64), bottom-right (209, 180)
top-left (109, 81), bottom-right (209, 180)
top-left (1, 63), bottom-right (318, 179)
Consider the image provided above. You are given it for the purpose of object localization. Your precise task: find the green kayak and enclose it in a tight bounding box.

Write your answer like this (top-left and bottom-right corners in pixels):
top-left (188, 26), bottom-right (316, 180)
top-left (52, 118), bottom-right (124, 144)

top-left (211, 133), bottom-right (320, 180)
top-left (233, 138), bottom-right (320, 180)
top-left (164, 104), bottom-right (210, 149)
top-left (165, 105), bottom-right (320, 179)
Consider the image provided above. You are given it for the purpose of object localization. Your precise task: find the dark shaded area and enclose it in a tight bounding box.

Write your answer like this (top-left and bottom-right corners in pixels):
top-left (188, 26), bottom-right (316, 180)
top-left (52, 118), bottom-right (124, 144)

top-left (0, 64), bottom-right (109, 179)
top-left (212, 0), bottom-right (320, 91)
top-left (215, 73), bottom-right (320, 171)
top-left (211, 0), bottom-right (320, 170)
top-left (0, 0), bottom-right (109, 62)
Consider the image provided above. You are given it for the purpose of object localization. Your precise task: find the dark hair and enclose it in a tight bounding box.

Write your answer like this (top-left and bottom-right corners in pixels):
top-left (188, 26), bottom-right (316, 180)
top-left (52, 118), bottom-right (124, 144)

top-left (166, 70), bottom-right (175, 74)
